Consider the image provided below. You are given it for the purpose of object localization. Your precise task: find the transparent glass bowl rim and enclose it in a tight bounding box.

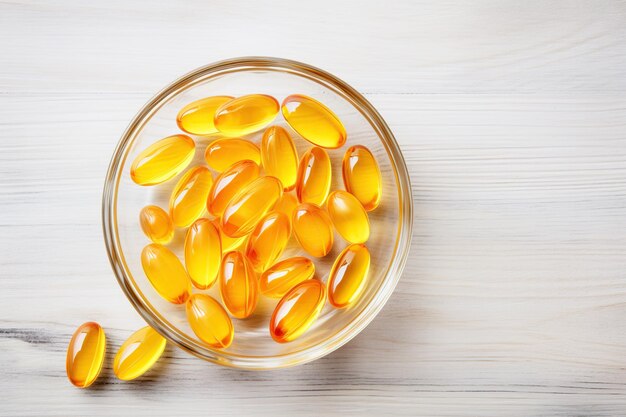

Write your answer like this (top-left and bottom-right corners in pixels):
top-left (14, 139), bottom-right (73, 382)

top-left (102, 56), bottom-right (413, 370)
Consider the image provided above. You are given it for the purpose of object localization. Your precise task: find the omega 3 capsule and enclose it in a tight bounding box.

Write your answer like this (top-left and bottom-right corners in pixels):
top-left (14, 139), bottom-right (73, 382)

top-left (169, 166), bottom-right (213, 228)
top-left (141, 244), bottom-right (191, 304)
top-left (66, 322), bottom-right (106, 388)
top-left (270, 279), bottom-right (326, 343)
top-left (214, 94), bottom-right (279, 136)
top-left (176, 96), bottom-right (233, 135)
top-left (186, 294), bottom-right (234, 348)
top-left (245, 211), bottom-right (291, 272)
top-left (219, 251), bottom-right (258, 319)
top-left (292, 203), bottom-right (334, 257)
top-left (296, 147), bottom-right (331, 206)
top-left (207, 160), bottom-right (260, 218)
top-left (259, 257), bottom-right (315, 298)
top-left (184, 218), bottom-right (221, 289)
top-left (261, 126), bottom-right (298, 191)
top-left (326, 190), bottom-right (370, 244)
top-left (204, 138), bottom-right (261, 172)
top-left (113, 326), bottom-right (166, 381)
top-left (342, 145), bottom-right (382, 211)
top-left (139, 205), bottom-right (174, 244)
top-left (327, 244), bottom-right (371, 308)
top-left (281, 94), bottom-right (346, 149)
top-left (130, 134), bottom-right (195, 186)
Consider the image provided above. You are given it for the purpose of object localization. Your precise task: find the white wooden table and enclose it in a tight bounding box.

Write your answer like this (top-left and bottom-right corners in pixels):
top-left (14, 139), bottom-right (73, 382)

top-left (2, 1), bottom-right (626, 415)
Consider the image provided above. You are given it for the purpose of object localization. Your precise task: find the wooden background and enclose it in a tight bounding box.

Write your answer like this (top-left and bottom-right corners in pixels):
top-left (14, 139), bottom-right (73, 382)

top-left (2, 0), bottom-right (626, 415)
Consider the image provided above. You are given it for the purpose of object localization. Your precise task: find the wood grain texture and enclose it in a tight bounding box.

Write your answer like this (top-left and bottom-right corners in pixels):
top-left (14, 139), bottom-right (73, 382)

top-left (1, 0), bottom-right (626, 415)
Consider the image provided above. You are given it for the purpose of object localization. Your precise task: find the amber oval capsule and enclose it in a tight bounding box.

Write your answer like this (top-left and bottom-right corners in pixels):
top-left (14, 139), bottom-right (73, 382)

top-left (66, 322), bottom-right (106, 388)
top-left (328, 244), bottom-right (371, 308)
top-left (184, 219), bottom-right (221, 289)
top-left (169, 166), bottom-right (213, 228)
top-left (261, 126), bottom-right (298, 191)
top-left (327, 190), bottom-right (370, 244)
top-left (260, 257), bottom-right (315, 298)
top-left (221, 176), bottom-right (283, 238)
top-left (296, 147), bottom-right (331, 205)
top-left (141, 244), bottom-right (191, 304)
top-left (176, 96), bottom-right (233, 135)
top-left (246, 212), bottom-right (291, 272)
top-left (270, 279), bottom-right (326, 343)
top-left (214, 94), bottom-right (279, 136)
top-left (292, 203), bottom-right (334, 257)
top-left (130, 134), bottom-right (195, 186)
top-left (281, 94), bottom-right (347, 149)
top-left (186, 294), bottom-right (234, 348)
top-left (139, 205), bottom-right (174, 244)
top-left (342, 145), bottom-right (382, 211)
top-left (207, 160), bottom-right (260, 217)
top-left (113, 326), bottom-right (166, 381)
top-left (219, 251), bottom-right (258, 319)
top-left (204, 138), bottom-right (261, 172)
top-left (212, 219), bottom-right (247, 253)
top-left (274, 192), bottom-right (298, 220)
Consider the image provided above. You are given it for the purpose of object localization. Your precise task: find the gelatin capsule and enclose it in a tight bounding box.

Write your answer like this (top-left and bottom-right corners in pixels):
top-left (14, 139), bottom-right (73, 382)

top-left (113, 326), bottom-right (166, 381)
top-left (261, 126), bottom-right (298, 191)
top-left (296, 147), bottom-right (331, 205)
top-left (207, 160), bottom-right (260, 217)
top-left (176, 96), bottom-right (233, 135)
top-left (219, 251), bottom-right (258, 319)
top-left (130, 134), bottom-right (195, 186)
top-left (141, 244), bottom-right (191, 304)
top-left (66, 322), bottom-right (106, 388)
top-left (186, 294), bottom-right (234, 348)
top-left (245, 211), bottom-right (291, 272)
top-left (260, 257), bottom-right (315, 298)
top-left (213, 219), bottom-right (247, 253)
top-left (205, 138), bottom-right (261, 173)
top-left (221, 176), bottom-right (283, 238)
top-left (214, 94), bottom-right (279, 136)
top-left (328, 244), bottom-right (371, 308)
top-left (139, 205), bottom-right (174, 244)
top-left (327, 190), bottom-right (370, 244)
top-left (274, 192), bottom-right (298, 220)
top-left (281, 94), bottom-right (347, 149)
top-left (292, 203), bottom-right (334, 257)
top-left (169, 166), bottom-right (213, 228)
top-left (270, 279), bottom-right (326, 343)
top-left (185, 219), bottom-right (221, 289)
top-left (342, 145), bottom-right (382, 211)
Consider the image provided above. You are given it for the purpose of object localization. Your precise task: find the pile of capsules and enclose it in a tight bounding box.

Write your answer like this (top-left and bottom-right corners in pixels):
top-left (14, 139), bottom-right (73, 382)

top-left (67, 93), bottom-right (381, 388)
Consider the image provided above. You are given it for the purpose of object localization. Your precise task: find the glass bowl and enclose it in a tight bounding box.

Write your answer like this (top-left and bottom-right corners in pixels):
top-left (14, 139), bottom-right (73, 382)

top-left (102, 57), bottom-right (413, 369)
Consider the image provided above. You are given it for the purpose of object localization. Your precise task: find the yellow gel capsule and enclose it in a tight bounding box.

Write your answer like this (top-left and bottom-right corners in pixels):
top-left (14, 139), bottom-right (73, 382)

top-left (139, 205), bottom-right (174, 244)
top-left (259, 257), bottom-right (315, 298)
top-left (292, 203), bottom-right (334, 257)
top-left (328, 244), bottom-right (371, 308)
top-left (66, 322), bottom-right (106, 388)
top-left (327, 190), bottom-right (370, 244)
top-left (176, 96), bottom-right (233, 135)
top-left (186, 294), bottom-right (234, 348)
top-left (219, 251), bottom-right (258, 319)
top-left (342, 145), bottom-right (382, 211)
top-left (274, 192), bottom-right (298, 219)
top-left (261, 126), bottom-right (298, 191)
top-left (130, 134), bottom-right (195, 186)
top-left (281, 94), bottom-right (347, 149)
top-left (169, 166), bottom-right (213, 228)
top-left (208, 160), bottom-right (260, 217)
top-left (204, 138), bottom-right (261, 172)
top-left (270, 279), bottom-right (326, 343)
top-left (113, 326), bottom-right (166, 381)
top-left (246, 212), bottom-right (291, 272)
top-left (141, 244), bottom-right (191, 304)
top-left (214, 94), bottom-right (279, 136)
top-left (212, 219), bottom-right (247, 253)
top-left (184, 219), bottom-right (221, 289)
top-left (221, 176), bottom-right (283, 238)
top-left (296, 147), bottom-right (331, 205)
